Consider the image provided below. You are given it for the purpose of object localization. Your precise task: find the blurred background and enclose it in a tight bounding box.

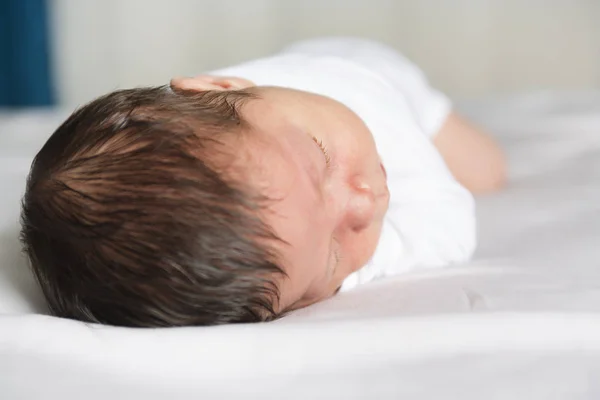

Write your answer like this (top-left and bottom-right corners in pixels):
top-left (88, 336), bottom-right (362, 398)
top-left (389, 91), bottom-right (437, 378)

top-left (2, 0), bottom-right (600, 108)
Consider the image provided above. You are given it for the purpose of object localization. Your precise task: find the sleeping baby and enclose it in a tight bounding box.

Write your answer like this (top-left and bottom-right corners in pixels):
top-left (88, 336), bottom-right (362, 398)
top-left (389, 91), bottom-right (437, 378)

top-left (20, 38), bottom-right (505, 327)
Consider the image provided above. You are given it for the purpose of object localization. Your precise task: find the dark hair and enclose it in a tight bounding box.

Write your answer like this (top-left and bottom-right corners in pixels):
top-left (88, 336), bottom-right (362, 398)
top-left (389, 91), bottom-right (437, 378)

top-left (20, 86), bottom-right (286, 327)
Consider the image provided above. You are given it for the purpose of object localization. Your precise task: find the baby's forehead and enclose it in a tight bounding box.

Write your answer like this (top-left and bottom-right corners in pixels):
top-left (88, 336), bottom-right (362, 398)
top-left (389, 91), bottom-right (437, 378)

top-left (242, 139), bottom-right (321, 206)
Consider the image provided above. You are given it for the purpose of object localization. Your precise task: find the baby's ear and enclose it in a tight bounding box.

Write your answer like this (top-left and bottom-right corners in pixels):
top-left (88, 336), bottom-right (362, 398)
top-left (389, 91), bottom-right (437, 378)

top-left (170, 75), bottom-right (255, 92)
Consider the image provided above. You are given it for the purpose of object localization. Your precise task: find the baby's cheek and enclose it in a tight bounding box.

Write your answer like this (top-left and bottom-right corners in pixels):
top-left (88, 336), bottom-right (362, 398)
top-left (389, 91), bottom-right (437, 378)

top-left (344, 223), bottom-right (382, 273)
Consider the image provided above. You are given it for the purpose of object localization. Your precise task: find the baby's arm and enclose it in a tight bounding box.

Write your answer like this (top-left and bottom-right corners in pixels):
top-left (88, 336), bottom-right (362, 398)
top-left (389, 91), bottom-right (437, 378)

top-left (433, 112), bottom-right (506, 194)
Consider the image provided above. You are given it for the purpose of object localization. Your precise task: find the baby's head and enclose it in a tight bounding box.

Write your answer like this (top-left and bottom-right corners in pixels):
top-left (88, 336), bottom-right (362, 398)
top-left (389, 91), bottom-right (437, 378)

top-left (20, 77), bottom-right (389, 327)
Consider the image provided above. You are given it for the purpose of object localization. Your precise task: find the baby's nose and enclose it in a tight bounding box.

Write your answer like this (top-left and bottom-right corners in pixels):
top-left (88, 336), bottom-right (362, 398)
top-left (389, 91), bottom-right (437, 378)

top-left (345, 180), bottom-right (376, 232)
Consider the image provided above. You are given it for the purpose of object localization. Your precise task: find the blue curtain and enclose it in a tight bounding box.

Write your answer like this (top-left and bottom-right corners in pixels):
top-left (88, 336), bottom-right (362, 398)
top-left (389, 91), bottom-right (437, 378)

top-left (0, 0), bottom-right (54, 107)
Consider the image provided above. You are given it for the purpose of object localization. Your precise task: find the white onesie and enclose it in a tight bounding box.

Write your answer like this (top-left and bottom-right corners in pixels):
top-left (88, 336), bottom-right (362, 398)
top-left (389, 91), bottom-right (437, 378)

top-left (212, 37), bottom-right (476, 290)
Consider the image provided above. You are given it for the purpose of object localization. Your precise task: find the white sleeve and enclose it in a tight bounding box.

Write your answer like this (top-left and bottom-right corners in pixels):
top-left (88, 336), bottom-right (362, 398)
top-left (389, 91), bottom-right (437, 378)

top-left (284, 37), bottom-right (451, 138)
top-left (341, 95), bottom-right (476, 291)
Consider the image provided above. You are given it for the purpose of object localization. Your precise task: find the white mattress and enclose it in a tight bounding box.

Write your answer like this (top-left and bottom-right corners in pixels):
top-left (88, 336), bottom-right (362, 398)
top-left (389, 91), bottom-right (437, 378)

top-left (1, 92), bottom-right (599, 399)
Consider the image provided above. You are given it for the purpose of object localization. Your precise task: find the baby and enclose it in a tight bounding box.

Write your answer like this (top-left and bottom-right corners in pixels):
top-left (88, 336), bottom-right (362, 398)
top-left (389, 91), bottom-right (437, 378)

top-left (20, 38), bottom-right (505, 327)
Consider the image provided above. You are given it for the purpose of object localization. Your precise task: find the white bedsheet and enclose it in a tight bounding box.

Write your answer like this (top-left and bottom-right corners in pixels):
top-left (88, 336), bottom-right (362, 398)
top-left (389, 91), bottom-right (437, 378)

top-left (1, 92), bottom-right (599, 399)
